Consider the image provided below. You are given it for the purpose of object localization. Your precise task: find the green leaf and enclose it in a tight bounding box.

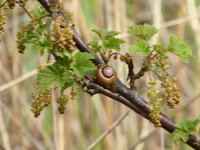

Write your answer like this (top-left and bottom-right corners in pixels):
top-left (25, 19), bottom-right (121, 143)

top-left (30, 7), bottom-right (46, 18)
top-left (61, 80), bottom-right (74, 92)
top-left (55, 49), bottom-right (69, 58)
top-left (56, 56), bottom-right (72, 70)
top-left (167, 35), bottom-right (192, 63)
top-left (193, 115), bottom-right (200, 126)
top-left (25, 37), bottom-right (52, 55)
top-left (172, 116), bottom-right (200, 143)
top-left (37, 62), bottom-right (73, 91)
top-left (84, 70), bottom-right (96, 78)
top-left (87, 41), bottom-right (98, 47)
top-left (92, 29), bottom-right (107, 40)
top-left (176, 119), bottom-right (196, 133)
top-left (17, 22), bottom-right (51, 55)
top-left (129, 40), bottom-right (150, 56)
top-left (70, 52), bottom-right (97, 77)
top-left (91, 29), bottom-right (124, 51)
top-left (37, 64), bottom-right (62, 91)
top-left (92, 29), bottom-right (120, 40)
top-left (87, 41), bottom-right (101, 52)
top-left (128, 23), bottom-right (158, 41)
top-left (102, 37), bottom-right (125, 51)
top-left (104, 31), bottom-right (120, 40)
top-left (172, 129), bottom-right (189, 143)
top-left (25, 44), bottom-right (47, 55)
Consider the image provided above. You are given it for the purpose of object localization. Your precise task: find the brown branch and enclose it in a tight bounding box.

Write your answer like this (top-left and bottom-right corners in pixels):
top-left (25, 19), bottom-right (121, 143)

top-left (35, 1), bottom-right (200, 149)
top-left (18, 4), bottom-right (33, 18)
top-left (87, 82), bottom-right (199, 149)
top-left (134, 66), bottom-right (148, 79)
top-left (88, 82), bottom-right (200, 149)
top-left (37, 0), bottom-right (51, 13)
top-left (127, 60), bottom-right (148, 89)
top-left (127, 59), bottom-right (136, 89)
top-left (87, 83), bottom-right (147, 118)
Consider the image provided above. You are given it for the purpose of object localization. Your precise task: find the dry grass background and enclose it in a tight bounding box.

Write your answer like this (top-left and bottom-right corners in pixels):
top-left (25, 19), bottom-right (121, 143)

top-left (0, 0), bottom-right (200, 150)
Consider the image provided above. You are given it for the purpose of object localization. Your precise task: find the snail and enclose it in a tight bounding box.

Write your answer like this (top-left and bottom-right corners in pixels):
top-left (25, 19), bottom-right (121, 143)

top-left (96, 64), bottom-right (117, 85)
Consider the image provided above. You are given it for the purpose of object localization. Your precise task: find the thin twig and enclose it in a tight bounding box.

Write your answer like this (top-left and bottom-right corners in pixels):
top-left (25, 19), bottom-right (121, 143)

top-left (0, 69), bottom-right (37, 92)
top-left (161, 15), bottom-right (200, 29)
top-left (107, 52), bottom-right (124, 61)
top-left (134, 66), bottom-right (148, 80)
top-left (87, 110), bottom-right (130, 150)
top-left (0, 103), bottom-right (46, 150)
top-left (128, 129), bottom-right (157, 150)
top-left (120, 14), bottom-right (200, 38)
top-left (19, 5), bottom-right (33, 18)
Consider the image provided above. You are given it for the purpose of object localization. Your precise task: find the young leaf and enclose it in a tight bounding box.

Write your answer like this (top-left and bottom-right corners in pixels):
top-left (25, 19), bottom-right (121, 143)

top-left (104, 31), bottom-right (120, 40)
top-left (92, 29), bottom-right (107, 40)
top-left (17, 22), bottom-right (51, 55)
top-left (87, 41), bottom-right (101, 52)
top-left (55, 50), bottom-right (68, 58)
top-left (25, 43), bottom-right (48, 55)
top-left (176, 119), bottom-right (196, 133)
top-left (92, 29), bottom-right (120, 40)
top-left (167, 35), bottom-right (192, 63)
top-left (129, 40), bottom-right (150, 56)
top-left (37, 62), bottom-right (73, 91)
top-left (102, 37), bottom-right (125, 51)
top-left (128, 23), bottom-right (158, 41)
top-left (70, 52), bottom-right (97, 77)
top-left (61, 79), bottom-right (74, 92)
top-left (56, 56), bottom-right (72, 70)
top-left (172, 116), bottom-right (200, 143)
top-left (30, 7), bottom-right (46, 18)
top-left (172, 129), bottom-right (189, 143)
top-left (87, 41), bottom-right (98, 47)
top-left (193, 115), bottom-right (200, 126)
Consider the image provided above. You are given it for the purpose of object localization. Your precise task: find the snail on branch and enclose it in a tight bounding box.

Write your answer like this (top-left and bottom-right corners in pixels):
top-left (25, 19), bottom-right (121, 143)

top-left (95, 64), bottom-right (117, 86)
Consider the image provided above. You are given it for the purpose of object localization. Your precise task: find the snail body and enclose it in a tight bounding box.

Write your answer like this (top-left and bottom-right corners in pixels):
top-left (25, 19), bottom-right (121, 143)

top-left (96, 65), bottom-right (117, 85)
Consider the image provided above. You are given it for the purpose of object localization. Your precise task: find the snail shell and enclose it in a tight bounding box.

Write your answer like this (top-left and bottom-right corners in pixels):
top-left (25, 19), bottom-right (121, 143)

top-left (96, 65), bottom-right (117, 85)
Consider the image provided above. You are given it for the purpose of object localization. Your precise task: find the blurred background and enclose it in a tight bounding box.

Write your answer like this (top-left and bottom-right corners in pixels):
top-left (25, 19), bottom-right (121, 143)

top-left (0, 0), bottom-right (200, 150)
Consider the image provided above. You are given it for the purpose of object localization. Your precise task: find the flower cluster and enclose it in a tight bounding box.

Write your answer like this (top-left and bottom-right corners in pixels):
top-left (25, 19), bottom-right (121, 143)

top-left (147, 81), bottom-right (162, 127)
top-left (31, 87), bottom-right (52, 118)
top-left (6, 0), bottom-right (28, 8)
top-left (153, 56), bottom-right (180, 109)
top-left (70, 86), bottom-right (78, 100)
top-left (50, 16), bottom-right (75, 51)
top-left (56, 94), bottom-right (69, 114)
top-left (56, 87), bottom-right (78, 114)
top-left (0, 12), bottom-right (7, 34)
top-left (7, 0), bottom-right (16, 9)
top-left (161, 75), bottom-right (180, 108)
top-left (146, 45), bottom-right (181, 125)
top-left (17, 19), bottom-right (40, 53)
